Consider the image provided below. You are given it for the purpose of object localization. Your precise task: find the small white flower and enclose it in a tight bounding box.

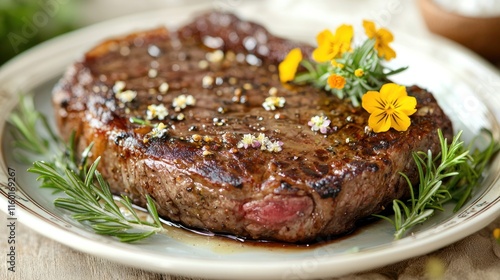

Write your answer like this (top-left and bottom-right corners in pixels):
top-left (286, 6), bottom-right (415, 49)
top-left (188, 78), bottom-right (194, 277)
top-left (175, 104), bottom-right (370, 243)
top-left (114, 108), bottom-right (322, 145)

top-left (266, 140), bottom-right (283, 153)
top-left (151, 123), bottom-right (168, 138)
top-left (237, 134), bottom-right (258, 149)
top-left (173, 94), bottom-right (196, 111)
top-left (262, 96), bottom-right (286, 111)
top-left (237, 133), bottom-right (283, 153)
top-left (308, 115), bottom-right (331, 134)
top-left (256, 133), bottom-right (270, 150)
top-left (116, 90), bottom-right (137, 103)
top-left (144, 123), bottom-right (168, 143)
top-left (146, 104), bottom-right (169, 120)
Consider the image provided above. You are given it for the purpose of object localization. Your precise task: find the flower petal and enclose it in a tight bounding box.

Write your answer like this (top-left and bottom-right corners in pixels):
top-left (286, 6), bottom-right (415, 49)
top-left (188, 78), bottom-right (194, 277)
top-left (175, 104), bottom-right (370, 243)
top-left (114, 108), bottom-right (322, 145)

top-left (366, 22), bottom-right (396, 61)
top-left (378, 28), bottom-right (394, 43)
top-left (279, 48), bottom-right (303, 83)
top-left (334, 24), bottom-right (354, 54)
top-left (368, 109), bottom-right (391, 133)
top-left (313, 26), bottom-right (353, 62)
top-left (376, 28), bottom-right (396, 60)
top-left (313, 30), bottom-right (337, 62)
top-left (362, 90), bottom-right (385, 113)
top-left (312, 46), bottom-right (330, 63)
top-left (315, 29), bottom-right (333, 47)
top-left (313, 42), bottom-right (339, 62)
top-left (378, 44), bottom-right (396, 60)
top-left (390, 110), bottom-right (412, 131)
top-left (396, 95), bottom-right (417, 116)
top-left (380, 83), bottom-right (406, 104)
top-left (362, 20), bottom-right (376, 39)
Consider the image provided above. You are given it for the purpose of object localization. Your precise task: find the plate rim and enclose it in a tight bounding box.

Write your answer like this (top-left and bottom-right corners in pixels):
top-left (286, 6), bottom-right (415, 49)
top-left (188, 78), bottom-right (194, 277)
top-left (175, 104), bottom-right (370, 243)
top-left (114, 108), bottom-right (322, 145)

top-left (1, 4), bottom-right (500, 279)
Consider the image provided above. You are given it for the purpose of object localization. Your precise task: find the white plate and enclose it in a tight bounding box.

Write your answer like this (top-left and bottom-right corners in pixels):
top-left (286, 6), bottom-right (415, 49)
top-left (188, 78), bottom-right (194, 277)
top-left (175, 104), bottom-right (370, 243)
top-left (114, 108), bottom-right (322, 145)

top-left (1, 2), bottom-right (500, 279)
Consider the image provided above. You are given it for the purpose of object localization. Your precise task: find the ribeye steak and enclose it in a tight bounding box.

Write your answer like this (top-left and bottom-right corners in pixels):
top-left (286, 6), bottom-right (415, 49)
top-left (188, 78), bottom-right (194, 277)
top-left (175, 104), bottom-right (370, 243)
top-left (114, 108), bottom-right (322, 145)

top-left (52, 12), bottom-right (453, 242)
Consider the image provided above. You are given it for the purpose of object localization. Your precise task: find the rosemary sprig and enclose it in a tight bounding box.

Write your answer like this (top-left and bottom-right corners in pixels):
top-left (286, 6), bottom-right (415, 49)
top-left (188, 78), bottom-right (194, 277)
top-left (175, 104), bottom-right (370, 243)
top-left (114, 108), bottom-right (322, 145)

top-left (376, 130), bottom-right (499, 239)
top-left (447, 129), bottom-right (500, 211)
top-left (9, 95), bottom-right (167, 242)
top-left (7, 95), bottom-right (59, 162)
top-left (29, 159), bottom-right (164, 242)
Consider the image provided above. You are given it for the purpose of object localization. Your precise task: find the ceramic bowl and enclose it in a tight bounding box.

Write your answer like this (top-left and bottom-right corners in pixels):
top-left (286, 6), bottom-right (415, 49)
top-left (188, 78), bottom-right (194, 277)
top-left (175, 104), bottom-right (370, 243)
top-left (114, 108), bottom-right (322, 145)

top-left (418, 0), bottom-right (500, 63)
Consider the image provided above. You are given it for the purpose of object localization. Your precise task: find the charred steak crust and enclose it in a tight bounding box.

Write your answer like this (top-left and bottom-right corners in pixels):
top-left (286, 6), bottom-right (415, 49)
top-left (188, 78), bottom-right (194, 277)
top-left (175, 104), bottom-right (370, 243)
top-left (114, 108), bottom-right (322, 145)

top-left (53, 12), bottom-right (453, 242)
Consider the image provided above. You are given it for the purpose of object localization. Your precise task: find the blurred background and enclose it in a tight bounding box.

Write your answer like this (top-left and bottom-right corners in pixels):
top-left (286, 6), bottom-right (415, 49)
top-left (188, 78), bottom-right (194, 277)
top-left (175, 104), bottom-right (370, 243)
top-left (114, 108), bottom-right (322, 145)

top-left (0, 0), bottom-right (183, 65)
top-left (0, 0), bottom-right (77, 65)
top-left (1, 0), bottom-right (499, 66)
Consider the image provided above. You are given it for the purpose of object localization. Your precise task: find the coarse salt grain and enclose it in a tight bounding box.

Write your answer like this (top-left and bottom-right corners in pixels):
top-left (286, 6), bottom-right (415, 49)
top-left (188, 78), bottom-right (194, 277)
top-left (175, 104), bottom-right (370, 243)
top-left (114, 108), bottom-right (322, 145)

top-left (159, 82), bottom-right (169, 94)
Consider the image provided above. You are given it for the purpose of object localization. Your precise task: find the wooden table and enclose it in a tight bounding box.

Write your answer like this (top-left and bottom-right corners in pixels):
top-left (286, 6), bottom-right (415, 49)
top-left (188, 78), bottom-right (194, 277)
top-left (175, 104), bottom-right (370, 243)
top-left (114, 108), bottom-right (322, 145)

top-left (1, 210), bottom-right (499, 280)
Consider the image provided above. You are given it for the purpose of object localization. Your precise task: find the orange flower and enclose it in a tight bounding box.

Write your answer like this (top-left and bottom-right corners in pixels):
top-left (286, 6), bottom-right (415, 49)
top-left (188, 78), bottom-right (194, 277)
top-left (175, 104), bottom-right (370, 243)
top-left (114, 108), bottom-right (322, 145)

top-left (312, 25), bottom-right (353, 63)
top-left (362, 83), bottom-right (417, 132)
top-left (327, 74), bottom-right (346, 90)
top-left (278, 48), bottom-right (303, 83)
top-left (363, 20), bottom-right (396, 61)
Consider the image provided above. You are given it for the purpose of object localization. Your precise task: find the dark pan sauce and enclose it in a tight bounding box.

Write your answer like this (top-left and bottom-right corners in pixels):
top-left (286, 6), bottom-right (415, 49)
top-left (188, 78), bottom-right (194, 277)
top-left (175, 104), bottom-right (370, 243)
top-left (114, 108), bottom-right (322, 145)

top-left (156, 212), bottom-right (382, 252)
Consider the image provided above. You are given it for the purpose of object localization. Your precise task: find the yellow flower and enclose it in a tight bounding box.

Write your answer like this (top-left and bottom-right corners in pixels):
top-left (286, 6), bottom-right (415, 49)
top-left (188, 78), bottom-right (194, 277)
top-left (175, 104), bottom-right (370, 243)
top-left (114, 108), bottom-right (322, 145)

top-left (425, 257), bottom-right (445, 280)
top-left (355, 68), bottom-right (364, 77)
top-left (363, 20), bottom-right (396, 61)
top-left (331, 60), bottom-right (344, 69)
top-left (327, 74), bottom-right (346, 90)
top-left (362, 83), bottom-right (417, 133)
top-left (494, 228), bottom-right (500, 240)
top-left (278, 48), bottom-right (303, 83)
top-left (312, 25), bottom-right (353, 63)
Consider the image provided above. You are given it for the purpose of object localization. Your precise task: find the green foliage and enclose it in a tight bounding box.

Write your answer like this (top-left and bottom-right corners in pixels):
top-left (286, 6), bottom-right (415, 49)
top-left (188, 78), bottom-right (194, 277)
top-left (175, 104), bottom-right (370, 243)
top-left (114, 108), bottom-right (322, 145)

top-left (294, 39), bottom-right (407, 107)
top-left (0, 0), bottom-right (79, 65)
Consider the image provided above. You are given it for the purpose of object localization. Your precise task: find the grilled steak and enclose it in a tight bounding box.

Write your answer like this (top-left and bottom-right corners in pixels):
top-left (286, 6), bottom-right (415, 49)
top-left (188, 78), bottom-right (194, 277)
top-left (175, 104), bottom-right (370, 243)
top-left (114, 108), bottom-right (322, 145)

top-left (52, 12), bottom-right (453, 243)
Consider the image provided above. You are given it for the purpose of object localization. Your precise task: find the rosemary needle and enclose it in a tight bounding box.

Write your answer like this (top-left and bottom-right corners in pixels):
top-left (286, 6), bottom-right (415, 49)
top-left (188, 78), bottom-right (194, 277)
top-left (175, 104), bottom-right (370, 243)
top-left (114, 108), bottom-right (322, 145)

top-left (9, 95), bottom-right (167, 243)
top-left (376, 129), bottom-right (499, 239)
